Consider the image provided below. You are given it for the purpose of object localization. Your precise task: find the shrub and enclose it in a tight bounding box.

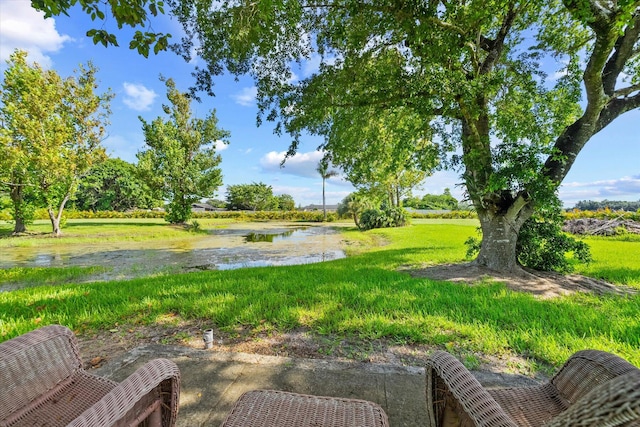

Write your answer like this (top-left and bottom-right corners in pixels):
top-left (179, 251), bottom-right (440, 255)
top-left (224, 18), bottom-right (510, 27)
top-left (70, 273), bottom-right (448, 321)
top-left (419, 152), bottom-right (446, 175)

top-left (359, 206), bottom-right (409, 231)
top-left (517, 213), bottom-right (591, 273)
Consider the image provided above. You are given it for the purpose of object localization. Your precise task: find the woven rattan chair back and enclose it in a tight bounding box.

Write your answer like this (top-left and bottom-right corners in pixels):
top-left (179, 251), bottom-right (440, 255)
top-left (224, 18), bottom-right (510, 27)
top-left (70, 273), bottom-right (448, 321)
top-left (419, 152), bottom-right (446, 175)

top-left (0, 325), bottom-right (180, 427)
top-left (427, 349), bottom-right (640, 427)
top-left (0, 326), bottom-right (82, 421)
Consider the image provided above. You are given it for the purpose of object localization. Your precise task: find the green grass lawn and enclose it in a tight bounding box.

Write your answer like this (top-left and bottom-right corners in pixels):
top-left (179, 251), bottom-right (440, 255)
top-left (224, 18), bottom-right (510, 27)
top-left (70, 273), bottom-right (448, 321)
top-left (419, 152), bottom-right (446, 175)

top-left (1, 219), bottom-right (639, 371)
top-left (0, 218), bottom-right (235, 247)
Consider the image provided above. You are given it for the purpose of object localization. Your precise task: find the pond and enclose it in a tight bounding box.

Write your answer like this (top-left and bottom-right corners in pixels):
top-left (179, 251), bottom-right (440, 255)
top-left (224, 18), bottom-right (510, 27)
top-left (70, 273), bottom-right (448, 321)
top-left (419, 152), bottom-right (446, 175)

top-left (0, 223), bottom-right (347, 288)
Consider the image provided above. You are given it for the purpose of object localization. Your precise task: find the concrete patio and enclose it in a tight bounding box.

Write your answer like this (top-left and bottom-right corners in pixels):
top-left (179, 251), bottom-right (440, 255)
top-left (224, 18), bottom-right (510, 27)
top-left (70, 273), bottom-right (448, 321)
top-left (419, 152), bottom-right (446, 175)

top-left (94, 345), bottom-right (540, 427)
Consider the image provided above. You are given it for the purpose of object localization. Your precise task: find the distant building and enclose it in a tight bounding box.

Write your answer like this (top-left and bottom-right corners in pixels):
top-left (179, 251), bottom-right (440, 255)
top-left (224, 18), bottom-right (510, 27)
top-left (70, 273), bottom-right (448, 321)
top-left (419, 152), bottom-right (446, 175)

top-left (405, 208), bottom-right (452, 215)
top-left (191, 203), bottom-right (219, 212)
top-left (301, 204), bottom-right (338, 211)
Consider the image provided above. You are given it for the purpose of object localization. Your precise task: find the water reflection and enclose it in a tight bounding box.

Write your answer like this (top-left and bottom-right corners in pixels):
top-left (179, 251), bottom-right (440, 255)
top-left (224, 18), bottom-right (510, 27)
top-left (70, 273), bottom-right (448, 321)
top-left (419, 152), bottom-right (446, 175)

top-left (1, 224), bottom-right (347, 288)
top-left (244, 227), bottom-right (306, 243)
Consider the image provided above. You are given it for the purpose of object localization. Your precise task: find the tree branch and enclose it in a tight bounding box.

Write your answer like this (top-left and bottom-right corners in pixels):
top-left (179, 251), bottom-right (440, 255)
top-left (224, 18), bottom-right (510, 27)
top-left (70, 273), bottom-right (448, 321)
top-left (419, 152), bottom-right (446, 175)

top-left (613, 83), bottom-right (640, 98)
top-left (595, 92), bottom-right (640, 133)
top-left (479, 2), bottom-right (519, 75)
top-left (602, 10), bottom-right (640, 95)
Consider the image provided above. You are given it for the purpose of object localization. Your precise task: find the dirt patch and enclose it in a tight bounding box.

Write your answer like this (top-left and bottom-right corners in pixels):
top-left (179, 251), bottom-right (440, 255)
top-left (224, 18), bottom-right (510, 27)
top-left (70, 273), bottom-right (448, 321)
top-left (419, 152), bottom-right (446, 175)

top-left (78, 321), bottom-right (549, 384)
top-left (407, 262), bottom-right (636, 299)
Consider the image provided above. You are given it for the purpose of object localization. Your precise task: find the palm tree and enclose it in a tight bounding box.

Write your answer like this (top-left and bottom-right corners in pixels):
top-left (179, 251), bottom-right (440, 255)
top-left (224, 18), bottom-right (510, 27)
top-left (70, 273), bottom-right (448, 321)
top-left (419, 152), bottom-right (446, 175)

top-left (337, 193), bottom-right (372, 229)
top-left (316, 158), bottom-right (338, 221)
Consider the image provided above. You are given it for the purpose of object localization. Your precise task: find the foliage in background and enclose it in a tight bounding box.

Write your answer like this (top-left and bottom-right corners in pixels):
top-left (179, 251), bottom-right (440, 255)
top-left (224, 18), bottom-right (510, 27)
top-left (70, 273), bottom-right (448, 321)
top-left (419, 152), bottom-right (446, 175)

top-left (225, 182), bottom-right (277, 211)
top-left (404, 189), bottom-right (459, 210)
top-left (326, 107), bottom-right (437, 208)
top-left (336, 193), bottom-right (375, 229)
top-left (74, 158), bottom-right (160, 211)
top-left (0, 50), bottom-right (112, 236)
top-left (572, 200), bottom-right (640, 212)
top-left (225, 182), bottom-right (296, 212)
top-left (275, 194), bottom-right (296, 211)
top-left (137, 78), bottom-right (228, 224)
top-left (563, 209), bottom-right (640, 222)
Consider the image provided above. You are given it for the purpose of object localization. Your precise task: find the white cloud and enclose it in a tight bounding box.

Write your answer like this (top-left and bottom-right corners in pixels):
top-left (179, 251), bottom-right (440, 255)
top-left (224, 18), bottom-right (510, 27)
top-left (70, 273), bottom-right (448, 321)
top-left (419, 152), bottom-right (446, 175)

top-left (272, 184), bottom-right (351, 207)
top-left (122, 83), bottom-right (157, 111)
top-left (0, 0), bottom-right (71, 68)
top-left (559, 175), bottom-right (640, 207)
top-left (214, 140), bottom-right (228, 151)
top-left (260, 150), bottom-right (341, 179)
top-left (232, 86), bottom-right (258, 107)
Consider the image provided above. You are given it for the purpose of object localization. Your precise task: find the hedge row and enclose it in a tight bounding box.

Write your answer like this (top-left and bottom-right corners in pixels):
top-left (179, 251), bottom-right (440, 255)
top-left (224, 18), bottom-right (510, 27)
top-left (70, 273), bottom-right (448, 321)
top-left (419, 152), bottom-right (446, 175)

top-left (1, 208), bottom-right (637, 223)
top-left (0, 209), bottom-right (336, 223)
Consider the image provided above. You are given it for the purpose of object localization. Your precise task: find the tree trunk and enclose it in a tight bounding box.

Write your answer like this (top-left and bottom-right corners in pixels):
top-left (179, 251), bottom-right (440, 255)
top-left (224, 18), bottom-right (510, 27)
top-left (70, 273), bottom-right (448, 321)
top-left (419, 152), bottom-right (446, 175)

top-left (322, 178), bottom-right (327, 221)
top-left (10, 185), bottom-right (27, 234)
top-left (13, 217), bottom-right (27, 234)
top-left (47, 208), bottom-right (62, 237)
top-left (474, 204), bottom-right (534, 273)
top-left (47, 194), bottom-right (70, 237)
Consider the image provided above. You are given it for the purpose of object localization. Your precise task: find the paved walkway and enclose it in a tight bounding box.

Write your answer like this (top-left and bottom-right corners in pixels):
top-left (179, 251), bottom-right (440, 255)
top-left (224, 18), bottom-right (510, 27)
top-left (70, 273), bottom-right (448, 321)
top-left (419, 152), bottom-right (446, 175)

top-left (94, 345), bottom-right (540, 427)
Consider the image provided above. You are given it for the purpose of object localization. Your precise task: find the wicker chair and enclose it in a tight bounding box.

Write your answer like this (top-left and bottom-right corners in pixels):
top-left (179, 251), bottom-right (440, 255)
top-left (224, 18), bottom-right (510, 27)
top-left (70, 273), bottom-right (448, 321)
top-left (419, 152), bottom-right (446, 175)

top-left (426, 349), bottom-right (640, 427)
top-left (221, 389), bottom-right (390, 427)
top-left (0, 325), bottom-right (180, 427)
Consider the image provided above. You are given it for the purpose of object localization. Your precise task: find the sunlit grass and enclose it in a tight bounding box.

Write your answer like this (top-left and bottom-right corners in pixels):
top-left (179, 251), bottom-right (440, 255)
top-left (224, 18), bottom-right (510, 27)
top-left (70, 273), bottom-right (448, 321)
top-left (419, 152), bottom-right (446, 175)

top-left (574, 234), bottom-right (640, 288)
top-left (0, 266), bottom-right (108, 291)
top-left (1, 220), bottom-right (639, 371)
top-left (0, 218), bottom-right (235, 247)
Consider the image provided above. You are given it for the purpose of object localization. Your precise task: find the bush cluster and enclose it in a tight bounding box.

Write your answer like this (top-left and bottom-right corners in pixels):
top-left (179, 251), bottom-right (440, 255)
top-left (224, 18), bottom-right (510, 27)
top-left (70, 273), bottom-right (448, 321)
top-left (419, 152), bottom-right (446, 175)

top-left (408, 210), bottom-right (478, 219)
top-left (359, 206), bottom-right (409, 230)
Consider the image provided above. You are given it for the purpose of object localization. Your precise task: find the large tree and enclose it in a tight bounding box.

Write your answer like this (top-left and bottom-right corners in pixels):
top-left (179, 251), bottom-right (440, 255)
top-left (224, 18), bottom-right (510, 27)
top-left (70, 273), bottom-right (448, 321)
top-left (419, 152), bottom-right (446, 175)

top-left (138, 78), bottom-right (228, 224)
top-left (165, 0), bottom-right (638, 273)
top-left (0, 50), bottom-right (111, 236)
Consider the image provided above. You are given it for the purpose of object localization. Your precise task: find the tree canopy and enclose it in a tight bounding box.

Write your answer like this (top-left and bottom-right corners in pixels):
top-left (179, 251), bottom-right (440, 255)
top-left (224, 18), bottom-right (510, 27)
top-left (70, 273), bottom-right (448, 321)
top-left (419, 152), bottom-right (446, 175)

top-left (225, 182), bottom-right (278, 211)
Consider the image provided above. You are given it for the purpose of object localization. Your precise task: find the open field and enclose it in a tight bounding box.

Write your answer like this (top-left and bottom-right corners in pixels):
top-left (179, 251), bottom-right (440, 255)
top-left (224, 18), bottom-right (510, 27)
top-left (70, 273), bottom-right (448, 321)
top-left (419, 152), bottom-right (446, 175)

top-left (1, 218), bottom-right (639, 373)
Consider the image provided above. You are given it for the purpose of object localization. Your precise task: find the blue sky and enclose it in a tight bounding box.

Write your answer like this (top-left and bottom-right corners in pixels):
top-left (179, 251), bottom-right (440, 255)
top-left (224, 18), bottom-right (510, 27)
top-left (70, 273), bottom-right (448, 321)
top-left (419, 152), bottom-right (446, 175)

top-left (1, 0), bottom-right (638, 208)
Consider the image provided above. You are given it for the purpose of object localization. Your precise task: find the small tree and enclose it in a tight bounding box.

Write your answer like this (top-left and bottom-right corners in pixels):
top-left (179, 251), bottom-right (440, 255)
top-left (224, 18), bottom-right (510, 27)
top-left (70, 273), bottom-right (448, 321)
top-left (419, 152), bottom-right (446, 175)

top-left (0, 50), bottom-right (112, 236)
top-left (225, 182), bottom-right (277, 211)
top-left (337, 193), bottom-right (375, 229)
top-left (316, 158), bottom-right (338, 221)
top-left (138, 78), bottom-right (228, 224)
top-left (275, 194), bottom-right (295, 211)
